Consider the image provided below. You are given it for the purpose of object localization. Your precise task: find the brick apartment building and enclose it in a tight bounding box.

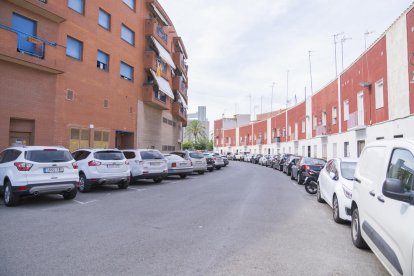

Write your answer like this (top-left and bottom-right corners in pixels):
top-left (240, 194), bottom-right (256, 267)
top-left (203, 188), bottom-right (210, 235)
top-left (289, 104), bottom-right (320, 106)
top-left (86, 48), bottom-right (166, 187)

top-left (214, 3), bottom-right (414, 159)
top-left (0, 0), bottom-right (188, 152)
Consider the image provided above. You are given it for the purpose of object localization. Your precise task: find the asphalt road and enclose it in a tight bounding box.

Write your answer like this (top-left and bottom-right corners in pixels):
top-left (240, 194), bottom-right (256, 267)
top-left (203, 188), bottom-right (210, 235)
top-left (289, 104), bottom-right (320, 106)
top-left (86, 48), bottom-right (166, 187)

top-left (0, 161), bottom-right (388, 276)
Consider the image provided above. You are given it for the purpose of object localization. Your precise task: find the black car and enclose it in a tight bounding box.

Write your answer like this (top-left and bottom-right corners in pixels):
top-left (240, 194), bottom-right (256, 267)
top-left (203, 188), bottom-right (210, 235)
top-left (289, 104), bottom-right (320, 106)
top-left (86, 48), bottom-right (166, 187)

top-left (291, 157), bottom-right (326, 184)
top-left (282, 156), bottom-right (301, 176)
top-left (203, 153), bottom-right (216, 172)
top-left (275, 154), bottom-right (292, 171)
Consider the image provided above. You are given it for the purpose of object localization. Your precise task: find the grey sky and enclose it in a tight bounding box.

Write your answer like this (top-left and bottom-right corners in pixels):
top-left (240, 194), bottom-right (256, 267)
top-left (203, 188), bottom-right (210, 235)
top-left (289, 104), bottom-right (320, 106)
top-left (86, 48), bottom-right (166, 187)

top-left (160, 0), bottom-right (413, 124)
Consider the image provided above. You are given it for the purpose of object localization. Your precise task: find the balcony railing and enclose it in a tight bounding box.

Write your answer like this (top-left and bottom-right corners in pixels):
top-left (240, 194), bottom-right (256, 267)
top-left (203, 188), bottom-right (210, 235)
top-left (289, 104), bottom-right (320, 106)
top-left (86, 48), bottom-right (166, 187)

top-left (316, 125), bottom-right (327, 136)
top-left (347, 111), bottom-right (365, 130)
top-left (156, 24), bottom-right (168, 44)
top-left (142, 85), bottom-right (170, 110)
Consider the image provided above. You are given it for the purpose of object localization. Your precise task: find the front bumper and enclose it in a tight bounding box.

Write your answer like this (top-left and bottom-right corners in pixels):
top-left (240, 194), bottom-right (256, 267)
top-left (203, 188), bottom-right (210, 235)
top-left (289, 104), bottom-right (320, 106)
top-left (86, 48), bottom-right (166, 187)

top-left (13, 181), bottom-right (78, 196)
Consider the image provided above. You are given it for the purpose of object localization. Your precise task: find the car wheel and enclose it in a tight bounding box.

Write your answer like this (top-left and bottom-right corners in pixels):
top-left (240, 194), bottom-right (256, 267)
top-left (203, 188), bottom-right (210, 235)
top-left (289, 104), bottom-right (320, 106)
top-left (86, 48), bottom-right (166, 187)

top-left (351, 207), bottom-right (368, 249)
top-left (180, 174), bottom-right (187, 179)
top-left (198, 171), bottom-right (205, 175)
top-left (290, 172), bottom-right (295, 180)
top-left (297, 173), bottom-right (303, 184)
top-left (129, 173), bottom-right (135, 185)
top-left (118, 180), bottom-right (129, 189)
top-left (63, 189), bottom-right (77, 200)
top-left (153, 178), bottom-right (163, 184)
top-left (316, 183), bottom-right (325, 203)
top-left (287, 169), bottom-right (291, 176)
top-left (4, 181), bottom-right (20, 207)
top-left (78, 174), bottom-right (91, 193)
top-left (208, 168), bottom-right (214, 172)
top-left (333, 195), bottom-right (345, 223)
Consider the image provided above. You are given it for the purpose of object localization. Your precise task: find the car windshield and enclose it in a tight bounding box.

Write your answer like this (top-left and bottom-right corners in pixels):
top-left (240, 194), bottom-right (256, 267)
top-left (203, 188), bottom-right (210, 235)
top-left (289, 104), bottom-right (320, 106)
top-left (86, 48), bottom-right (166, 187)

top-left (341, 162), bottom-right (357, 180)
top-left (190, 152), bottom-right (204, 159)
top-left (25, 150), bottom-right (73, 163)
top-left (94, 151), bottom-right (124, 160)
top-left (140, 151), bottom-right (164, 160)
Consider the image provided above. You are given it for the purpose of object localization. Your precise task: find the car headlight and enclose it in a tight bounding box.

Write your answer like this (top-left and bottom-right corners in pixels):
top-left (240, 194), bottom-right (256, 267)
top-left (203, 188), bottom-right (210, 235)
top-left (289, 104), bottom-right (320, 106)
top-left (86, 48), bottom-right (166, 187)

top-left (342, 185), bottom-right (352, 199)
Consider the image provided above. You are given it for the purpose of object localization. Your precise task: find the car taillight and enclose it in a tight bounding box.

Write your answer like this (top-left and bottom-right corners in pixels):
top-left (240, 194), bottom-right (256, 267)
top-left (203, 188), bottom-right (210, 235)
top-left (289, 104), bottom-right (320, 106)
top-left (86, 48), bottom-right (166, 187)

top-left (88, 160), bottom-right (101, 166)
top-left (172, 162), bottom-right (177, 168)
top-left (72, 162), bottom-right (78, 169)
top-left (14, 162), bottom-right (33, 171)
top-left (302, 165), bottom-right (310, 171)
top-left (18, 186), bottom-right (28, 191)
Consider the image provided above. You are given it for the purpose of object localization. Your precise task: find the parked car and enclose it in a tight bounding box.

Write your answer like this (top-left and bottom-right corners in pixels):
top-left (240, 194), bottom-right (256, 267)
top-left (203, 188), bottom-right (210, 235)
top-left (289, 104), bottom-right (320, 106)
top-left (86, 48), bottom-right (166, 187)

top-left (283, 156), bottom-right (300, 175)
top-left (202, 153), bottom-right (215, 172)
top-left (244, 154), bottom-right (253, 162)
top-left (226, 152), bottom-right (234, 160)
top-left (271, 154), bottom-right (282, 169)
top-left (170, 151), bottom-right (207, 175)
top-left (73, 149), bottom-right (130, 192)
top-left (317, 158), bottom-right (357, 223)
top-left (275, 154), bottom-right (292, 171)
top-left (351, 139), bottom-right (414, 276)
top-left (123, 149), bottom-right (168, 184)
top-left (0, 146), bottom-right (79, 206)
top-left (163, 154), bottom-right (193, 178)
top-left (291, 157), bottom-right (326, 184)
top-left (221, 155), bottom-right (229, 167)
top-left (252, 154), bottom-right (263, 164)
top-left (259, 155), bottom-right (268, 166)
top-left (209, 153), bottom-right (225, 170)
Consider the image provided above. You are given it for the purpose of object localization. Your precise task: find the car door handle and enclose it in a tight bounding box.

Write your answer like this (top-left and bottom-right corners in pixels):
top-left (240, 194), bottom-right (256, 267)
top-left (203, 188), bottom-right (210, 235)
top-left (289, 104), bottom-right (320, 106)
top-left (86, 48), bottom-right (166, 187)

top-left (354, 177), bottom-right (361, 183)
top-left (377, 196), bottom-right (385, 203)
top-left (369, 190), bottom-right (376, 197)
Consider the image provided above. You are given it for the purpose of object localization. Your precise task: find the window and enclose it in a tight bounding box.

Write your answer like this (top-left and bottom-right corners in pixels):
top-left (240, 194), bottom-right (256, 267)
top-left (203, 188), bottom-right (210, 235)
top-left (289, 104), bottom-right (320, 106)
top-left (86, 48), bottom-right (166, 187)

top-left (66, 36), bottom-right (83, 60)
top-left (94, 131), bottom-right (110, 148)
top-left (344, 100), bottom-right (349, 121)
top-left (26, 150), bottom-right (72, 163)
top-left (344, 142), bottom-right (350, 157)
top-left (387, 149), bottom-right (414, 192)
top-left (120, 62), bottom-right (133, 81)
top-left (121, 24), bottom-right (135, 45)
top-left (375, 79), bottom-right (384, 109)
top-left (332, 107), bottom-right (337, 125)
top-left (122, 0), bottom-right (135, 10)
top-left (98, 9), bottom-right (110, 30)
top-left (357, 140), bottom-right (365, 158)
top-left (68, 0), bottom-right (84, 15)
top-left (322, 112), bottom-right (327, 126)
top-left (97, 50), bottom-right (109, 71)
top-left (103, 99), bottom-right (109, 108)
top-left (69, 128), bottom-right (89, 152)
top-left (313, 116), bottom-right (317, 129)
top-left (12, 13), bottom-right (39, 58)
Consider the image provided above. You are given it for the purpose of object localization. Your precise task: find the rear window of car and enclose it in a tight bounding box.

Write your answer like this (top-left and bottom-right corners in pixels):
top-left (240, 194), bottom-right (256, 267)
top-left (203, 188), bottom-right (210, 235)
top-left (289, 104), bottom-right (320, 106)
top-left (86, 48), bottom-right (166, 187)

top-left (94, 151), bottom-right (124, 160)
top-left (123, 151), bottom-right (136, 159)
top-left (165, 155), bottom-right (183, 161)
top-left (190, 152), bottom-right (204, 159)
top-left (341, 162), bottom-right (357, 180)
top-left (26, 150), bottom-right (73, 163)
top-left (170, 152), bottom-right (185, 158)
top-left (303, 158), bottom-right (326, 166)
top-left (140, 151), bottom-right (164, 160)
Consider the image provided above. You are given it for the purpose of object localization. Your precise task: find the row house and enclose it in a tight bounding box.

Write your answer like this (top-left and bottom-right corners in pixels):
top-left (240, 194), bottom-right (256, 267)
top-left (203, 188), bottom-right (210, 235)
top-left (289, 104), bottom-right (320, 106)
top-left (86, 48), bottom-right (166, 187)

top-left (214, 2), bottom-right (414, 159)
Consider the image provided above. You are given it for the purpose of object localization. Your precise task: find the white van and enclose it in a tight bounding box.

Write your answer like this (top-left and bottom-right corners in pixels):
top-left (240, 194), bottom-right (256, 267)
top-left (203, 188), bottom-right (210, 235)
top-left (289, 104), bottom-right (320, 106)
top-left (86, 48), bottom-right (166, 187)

top-left (351, 139), bottom-right (414, 276)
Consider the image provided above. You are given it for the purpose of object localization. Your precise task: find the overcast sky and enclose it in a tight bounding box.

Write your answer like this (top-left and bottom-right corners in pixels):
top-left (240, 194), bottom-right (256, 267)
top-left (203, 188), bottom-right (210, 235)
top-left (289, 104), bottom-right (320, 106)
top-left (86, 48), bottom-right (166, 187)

top-left (160, 0), bottom-right (413, 125)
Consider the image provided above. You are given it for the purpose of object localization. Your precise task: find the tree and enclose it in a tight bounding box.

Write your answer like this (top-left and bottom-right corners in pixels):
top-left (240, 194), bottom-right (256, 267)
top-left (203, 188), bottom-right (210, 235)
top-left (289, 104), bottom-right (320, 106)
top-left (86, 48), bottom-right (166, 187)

top-left (186, 120), bottom-right (206, 143)
top-left (182, 140), bottom-right (193, 150)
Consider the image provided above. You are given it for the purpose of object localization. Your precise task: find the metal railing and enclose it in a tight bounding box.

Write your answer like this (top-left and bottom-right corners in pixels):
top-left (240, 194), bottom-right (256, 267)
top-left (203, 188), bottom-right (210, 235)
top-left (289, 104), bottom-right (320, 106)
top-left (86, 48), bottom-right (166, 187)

top-left (156, 24), bottom-right (168, 44)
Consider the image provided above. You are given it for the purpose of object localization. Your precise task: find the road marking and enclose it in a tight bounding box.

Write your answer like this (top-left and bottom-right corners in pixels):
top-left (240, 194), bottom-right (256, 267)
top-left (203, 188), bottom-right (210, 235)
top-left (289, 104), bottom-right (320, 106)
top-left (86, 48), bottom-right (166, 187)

top-left (74, 199), bottom-right (98, 205)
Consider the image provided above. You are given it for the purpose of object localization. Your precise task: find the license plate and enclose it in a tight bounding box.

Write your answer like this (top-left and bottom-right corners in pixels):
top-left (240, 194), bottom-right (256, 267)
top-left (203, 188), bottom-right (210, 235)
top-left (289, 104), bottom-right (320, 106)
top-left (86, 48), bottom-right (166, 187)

top-left (196, 161), bottom-right (202, 164)
top-left (107, 164), bottom-right (120, 168)
top-left (180, 162), bottom-right (187, 166)
top-left (44, 167), bottom-right (64, 173)
top-left (150, 162), bottom-right (161, 166)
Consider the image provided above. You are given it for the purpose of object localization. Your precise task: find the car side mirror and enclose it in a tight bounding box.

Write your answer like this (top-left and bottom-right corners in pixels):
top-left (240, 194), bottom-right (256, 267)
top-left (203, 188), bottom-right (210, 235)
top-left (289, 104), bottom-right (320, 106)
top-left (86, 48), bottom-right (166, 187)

top-left (329, 172), bottom-right (338, 181)
top-left (382, 178), bottom-right (413, 204)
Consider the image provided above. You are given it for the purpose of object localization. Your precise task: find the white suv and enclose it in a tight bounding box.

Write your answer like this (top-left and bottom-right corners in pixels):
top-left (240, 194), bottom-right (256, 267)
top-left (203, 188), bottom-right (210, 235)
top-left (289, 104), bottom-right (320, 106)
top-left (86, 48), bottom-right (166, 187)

top-left (351, 139), bottom-right (414, 276)
top-left (0, 146), bottom-right (79, 206)
top-left (122, 149), bottom-right (168, 183)
top-left (72, 149), bottom-right (130, 192)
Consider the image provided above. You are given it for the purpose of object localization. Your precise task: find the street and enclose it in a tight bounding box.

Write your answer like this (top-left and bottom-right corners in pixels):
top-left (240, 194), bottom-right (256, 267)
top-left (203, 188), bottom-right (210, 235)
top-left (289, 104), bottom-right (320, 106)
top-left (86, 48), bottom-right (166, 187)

top-left (0, 161), bottom-right (387, 276)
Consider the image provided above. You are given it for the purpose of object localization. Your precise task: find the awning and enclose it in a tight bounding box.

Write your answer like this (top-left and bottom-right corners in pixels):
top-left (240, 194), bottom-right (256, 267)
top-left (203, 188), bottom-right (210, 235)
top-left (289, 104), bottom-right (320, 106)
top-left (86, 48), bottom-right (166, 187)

top-left (177, 92), bottom-right (188, 109)
top-left (151, 4), bottom-right (170, 26)
top-left (150, 69), bottom-right (174, 99)
top-left (151, 37), bottom-right (176, 70)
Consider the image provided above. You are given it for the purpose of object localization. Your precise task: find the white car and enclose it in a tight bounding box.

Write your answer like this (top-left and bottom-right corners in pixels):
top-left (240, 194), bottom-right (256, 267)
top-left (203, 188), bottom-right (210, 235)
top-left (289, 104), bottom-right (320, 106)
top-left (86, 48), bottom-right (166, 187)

top-left (351, 139), bottom-right (414, 276)
top-left (122, 149), bottom-right (168, 183)
top-left (163, 154), bottom-right (193, 178)
top-left (72, 149), bottom-right (130, 192)
top-left (317, 158), bottom-right (357, 223)
top-left (170, 151), bottom-right (207, 175)
top-left (0, 146), bottom-right (79, 206)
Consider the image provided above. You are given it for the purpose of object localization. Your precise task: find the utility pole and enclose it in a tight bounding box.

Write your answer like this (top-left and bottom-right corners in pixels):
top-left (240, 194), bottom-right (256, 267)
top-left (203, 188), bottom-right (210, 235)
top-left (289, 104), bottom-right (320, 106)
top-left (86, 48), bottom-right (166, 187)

top-left (270, 82), bottom-right (275, 113)
top-left (333, 32), bottom-right (344, 77)
top-left (341, 36), bottom-right (352, 71)
top-left (364, 30), bottom-right (374, 50)
top-left (308, 50), bottom-right (313, 95)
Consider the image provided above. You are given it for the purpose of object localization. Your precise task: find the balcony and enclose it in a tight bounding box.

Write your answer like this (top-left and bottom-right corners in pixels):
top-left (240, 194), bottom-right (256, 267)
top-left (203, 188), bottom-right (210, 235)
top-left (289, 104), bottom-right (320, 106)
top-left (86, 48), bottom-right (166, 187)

top-left (315, 125), bottom-right (327, 137)
top-left (145, 19), bottom-right (169, 49)
top-left (273, 137), bottom-right (281, 144)
top-left (172, 75), bottom-right (188, 97)
top-left (172, 102), bottom-right (187, 125)
top-left (144, 51), bottom-right (168, 79)
top-left (172, 52), bottom-right (188, 76)
top-left (142, 85), bottom-right (170, 110)
top-left (0, 25), bottom-right (64, 74)
top-left (7, 0), bottom-right (67, 23)
top-left (347, 111), bottom-right (366, 130)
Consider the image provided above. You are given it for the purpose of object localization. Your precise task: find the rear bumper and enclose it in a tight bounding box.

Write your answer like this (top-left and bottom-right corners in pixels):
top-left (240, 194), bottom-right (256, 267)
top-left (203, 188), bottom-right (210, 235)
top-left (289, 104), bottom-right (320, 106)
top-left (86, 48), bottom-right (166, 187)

top-left (168, 168), bottom-right (194, 175)
top-left (13, 181), bottom-right (78, 196)
top-left (134, 172), bottom-right (168, 180)
top-left (88, 176), bottom-right (129, 185)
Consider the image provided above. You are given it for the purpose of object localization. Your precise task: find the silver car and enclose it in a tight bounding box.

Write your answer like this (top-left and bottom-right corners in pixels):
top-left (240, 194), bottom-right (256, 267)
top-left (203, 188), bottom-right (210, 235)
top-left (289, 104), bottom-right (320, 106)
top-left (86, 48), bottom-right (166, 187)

top-left (163, 154), bottom-right (193, 179)
top-left (170, 151), bottom-right (207, 175)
